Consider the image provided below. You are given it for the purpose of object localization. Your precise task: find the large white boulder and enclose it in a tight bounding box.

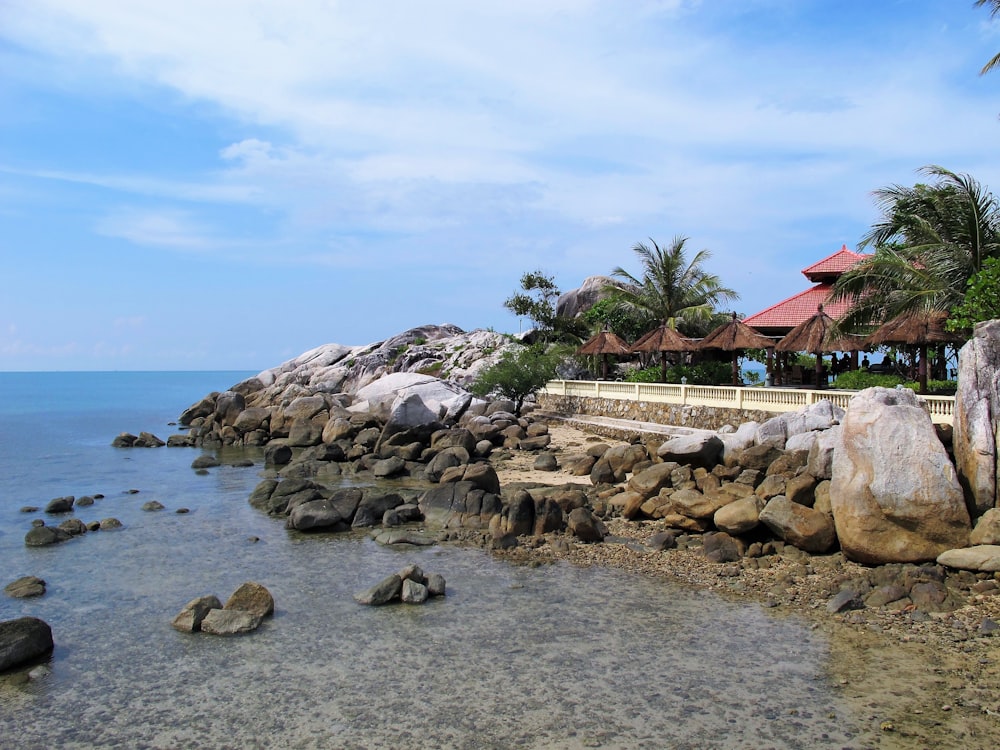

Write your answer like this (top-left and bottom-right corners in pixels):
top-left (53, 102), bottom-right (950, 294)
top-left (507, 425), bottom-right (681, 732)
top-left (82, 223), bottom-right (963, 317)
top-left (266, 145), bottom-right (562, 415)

top-left (831, 387), bottom-right (971, 564)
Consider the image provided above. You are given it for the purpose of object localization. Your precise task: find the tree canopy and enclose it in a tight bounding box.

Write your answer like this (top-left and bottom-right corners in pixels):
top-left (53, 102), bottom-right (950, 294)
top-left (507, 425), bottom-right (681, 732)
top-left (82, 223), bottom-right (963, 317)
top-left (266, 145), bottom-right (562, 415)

top-left (607, 236), bottom-right (739, 337)
top-left (469, 344), bottom-right (560, 415)
top-left (503, 270), bottom-right (587, 344)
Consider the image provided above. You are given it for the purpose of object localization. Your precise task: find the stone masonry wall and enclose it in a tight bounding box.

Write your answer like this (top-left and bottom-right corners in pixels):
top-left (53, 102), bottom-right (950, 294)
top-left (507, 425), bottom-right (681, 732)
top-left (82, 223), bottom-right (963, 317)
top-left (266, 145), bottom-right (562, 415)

top-left (536, 394), bottom-right (773, 432)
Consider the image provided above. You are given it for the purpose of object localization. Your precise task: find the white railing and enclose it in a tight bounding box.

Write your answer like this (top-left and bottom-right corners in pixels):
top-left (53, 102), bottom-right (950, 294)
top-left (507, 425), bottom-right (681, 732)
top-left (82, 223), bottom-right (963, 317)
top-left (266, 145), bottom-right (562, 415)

top-left (540, 380), bottom-right (955, 425)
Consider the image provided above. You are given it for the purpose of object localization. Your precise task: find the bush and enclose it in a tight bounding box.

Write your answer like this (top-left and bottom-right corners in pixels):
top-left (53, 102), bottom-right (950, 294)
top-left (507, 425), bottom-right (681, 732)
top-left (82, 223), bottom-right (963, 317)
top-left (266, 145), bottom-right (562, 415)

top-left (831, 371), bottom-right (905, 390)
top-left (624, 361), bottom-right (732, 385)
top-left (470, 344), bottom-right (559, 415)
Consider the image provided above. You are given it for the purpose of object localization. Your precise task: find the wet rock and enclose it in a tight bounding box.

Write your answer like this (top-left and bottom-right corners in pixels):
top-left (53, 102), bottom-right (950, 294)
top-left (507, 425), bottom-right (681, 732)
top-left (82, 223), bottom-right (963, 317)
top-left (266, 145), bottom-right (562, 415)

top-left (191, 455), bottom-right (220, 469)
top-left (111, 432), bottom-right (138, 447)
top-left (372, 456), bottom-right (406, 478)
top-left (354, 574), bottom-right (403, 606)
top-left (353, 492), bottom-right (405, 528)
top-left (200, 609), bottom-right (263, 635)
top-left (4, 576), bottom-right (46, 599)
top-left (172, 595), bottom-right (223, 633)
top-left (44, 496), bottom-right (74, 514)
top-left (401, 578), bottom-right (429, 603)
top-left (57, 518), bottom-right (87, 536)
top-left (0, 617), bottom-right (54, 671)
top-left (24, 526), bottom-right (71, 547)
top-left (264, 441), bottom-right (293, 467)
top-left (99, 518), bottom-right (123, 530)
top-left (224, 582), bottom-right (275, 618)
top-left (288, 499), bottom-right (346, 531)
top-left (141, 500), bottom-right (165, 512)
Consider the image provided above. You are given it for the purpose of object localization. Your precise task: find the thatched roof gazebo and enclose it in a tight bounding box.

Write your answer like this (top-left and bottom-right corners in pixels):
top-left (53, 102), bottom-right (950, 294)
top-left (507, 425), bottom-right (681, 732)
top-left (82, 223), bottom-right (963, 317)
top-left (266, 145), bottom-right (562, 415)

top-left (697, 313), bottom-right (776, 385)
top-left (866, 310), bottom-right (965, 394)
top-left (630, 324), bottom-right (693, 382)
top-left (577, 329), bottom-right (631, 380)
top-left (775, 304), bottom-right (866, 388)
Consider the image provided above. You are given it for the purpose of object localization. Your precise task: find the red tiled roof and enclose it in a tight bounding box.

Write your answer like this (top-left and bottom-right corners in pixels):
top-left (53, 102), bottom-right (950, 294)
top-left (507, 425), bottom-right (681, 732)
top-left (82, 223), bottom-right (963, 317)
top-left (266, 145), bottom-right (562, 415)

top-left (743, 283), bottom-right (853, 330)
top-left (801, 245), bottom-right (867, 281)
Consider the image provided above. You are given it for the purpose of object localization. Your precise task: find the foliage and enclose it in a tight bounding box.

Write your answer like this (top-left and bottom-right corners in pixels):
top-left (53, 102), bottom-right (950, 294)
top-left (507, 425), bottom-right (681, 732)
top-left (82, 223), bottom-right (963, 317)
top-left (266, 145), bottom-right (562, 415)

top-left (831, 166), bottom-right (1000, 332)
top-left (581, 294), bottom-right (649, 342)
top-left (503, 270), bottom-right (587, 344)
top-left (469, 344), bottom-right (559, 415)
top-left (830, 370), bottom-right (905, 390)
top-left (903, 379), bottom-right (957, 395)
top-left (742, 369), bottom-right (762, 385)
top-left (977, 1), bottom-right (1000, 74)
top-left (624, 360), bottom-right (732, 385)
top-left (608, 236), bottom-right (739, 337)
top-left (947, 256), bottom-right (1000, 331)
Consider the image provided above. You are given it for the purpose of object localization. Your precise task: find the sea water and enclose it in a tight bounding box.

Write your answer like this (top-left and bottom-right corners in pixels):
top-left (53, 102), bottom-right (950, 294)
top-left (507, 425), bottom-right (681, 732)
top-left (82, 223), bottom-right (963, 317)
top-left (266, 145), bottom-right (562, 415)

top-left (0, 372), bottom-right (861, 749)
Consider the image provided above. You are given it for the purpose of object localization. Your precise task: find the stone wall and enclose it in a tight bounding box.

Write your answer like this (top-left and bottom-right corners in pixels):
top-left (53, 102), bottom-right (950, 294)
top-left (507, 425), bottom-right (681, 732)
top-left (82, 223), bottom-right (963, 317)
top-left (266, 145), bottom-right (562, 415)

top-left (536, 394), bottom-right (773, 432)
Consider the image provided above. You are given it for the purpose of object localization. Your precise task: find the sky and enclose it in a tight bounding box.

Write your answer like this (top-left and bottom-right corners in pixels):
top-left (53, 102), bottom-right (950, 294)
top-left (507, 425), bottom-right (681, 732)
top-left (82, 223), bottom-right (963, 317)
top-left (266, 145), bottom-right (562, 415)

top-left (2, 0), bottom-right (1000, 371)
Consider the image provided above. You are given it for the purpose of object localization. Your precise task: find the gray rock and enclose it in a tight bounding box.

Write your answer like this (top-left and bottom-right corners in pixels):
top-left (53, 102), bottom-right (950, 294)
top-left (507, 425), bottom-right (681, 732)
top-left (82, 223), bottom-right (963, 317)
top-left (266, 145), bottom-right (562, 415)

top-left (4, 576), bottom-right (46, 599)
top-left (372, 456), bottom-right (406, 478)
top-left (533, 452), bottom-right (559, 471)
top-left (827, 589), bottom-right (863, 613)
top-left (656, 434), bottom-right (723, 469)
top-left (426, 573), bottom-right (447, 596)
top-left (57, 518), bottom-right (87, 536)
top-left (44, 496), bottom-right (74, 514)
top-left (141, 500), bottom-right (166, 511)
top-left (831, 387), bottom-right (971, 564)
top-left (24, 526), bottom-right (71, 547)
top-left (703, 532), bottom-right (742, 563)
top-left (354, 574), bottom-right (404, 605)
top-left (372, 529), bottom-right (437, 546)
top-left (0, 617), bottom-right (54, 670)
top-left (953, 320), bottom-right (1000, 518)
top-left (264, 441), bottom-right (293, 467)
top-left (99, 518), bottom-right (123, 530)
top-left (400, 579), bottom-right (429, 604)
top-left (352, 492), bottom-right (404, 528)
top-left (200, 609), bottom-right (263, 635)
top-left (172, 595), bottom-right (223, 633)
top-left (759, 495), bottom-right (836, 554)
top-left (937, 545), bottom-right (1000, 572)
top-left (288, 499), bottom-right (346, 531)
top-left (806, 425), bottom-right (841, 480)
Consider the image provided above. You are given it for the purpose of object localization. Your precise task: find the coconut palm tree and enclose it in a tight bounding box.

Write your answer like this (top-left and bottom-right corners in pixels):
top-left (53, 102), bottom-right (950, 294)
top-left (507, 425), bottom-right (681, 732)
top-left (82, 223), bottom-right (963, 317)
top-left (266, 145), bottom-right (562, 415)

top-left (608, 236), bottom-right (739, 337)
top-left (830, 165), bottom-right (1000, 332)
top-left (977, 0), bottom-right (1000, 74)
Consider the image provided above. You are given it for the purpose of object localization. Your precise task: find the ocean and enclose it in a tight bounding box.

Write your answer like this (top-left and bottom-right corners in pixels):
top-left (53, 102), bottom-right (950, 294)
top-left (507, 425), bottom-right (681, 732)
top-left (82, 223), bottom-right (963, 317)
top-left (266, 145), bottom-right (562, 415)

top-left (0, 371), bottom-right (860, 749)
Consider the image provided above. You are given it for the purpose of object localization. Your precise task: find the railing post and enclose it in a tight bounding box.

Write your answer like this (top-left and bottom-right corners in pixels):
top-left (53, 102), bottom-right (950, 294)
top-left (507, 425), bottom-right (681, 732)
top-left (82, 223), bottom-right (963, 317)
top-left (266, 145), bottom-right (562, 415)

top-left (736, 387), bottom-right (743, 409)
top-left (635, 383), bottom-right (640, 401)
top-left (681, 384), bottom-right (688, 405)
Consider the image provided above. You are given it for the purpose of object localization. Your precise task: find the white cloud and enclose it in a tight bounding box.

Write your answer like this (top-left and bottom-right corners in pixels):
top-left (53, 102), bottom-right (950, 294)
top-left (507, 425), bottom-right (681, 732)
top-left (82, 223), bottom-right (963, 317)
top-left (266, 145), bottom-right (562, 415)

top-left (95, 208), bottom-right (218, 250)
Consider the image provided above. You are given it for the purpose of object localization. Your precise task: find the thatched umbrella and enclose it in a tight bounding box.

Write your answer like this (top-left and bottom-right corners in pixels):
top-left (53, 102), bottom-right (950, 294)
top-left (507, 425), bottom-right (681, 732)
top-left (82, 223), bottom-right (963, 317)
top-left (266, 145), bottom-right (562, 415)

top-left (775, 304), bottom-right (866, 389)
top-left (630, 324), bottom-right (693, 382)
top-left (697, 313), bottom-right (776, 385)
top-left (577, 329), bottom-right (631, 379)
top-left (865, 310), bottom-right (964, 394)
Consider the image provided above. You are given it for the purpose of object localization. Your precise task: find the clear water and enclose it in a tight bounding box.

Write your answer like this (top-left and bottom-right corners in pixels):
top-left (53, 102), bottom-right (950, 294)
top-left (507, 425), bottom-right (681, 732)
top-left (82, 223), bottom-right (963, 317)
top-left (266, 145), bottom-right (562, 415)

top-left (0, 372), bottom-right (860, 749)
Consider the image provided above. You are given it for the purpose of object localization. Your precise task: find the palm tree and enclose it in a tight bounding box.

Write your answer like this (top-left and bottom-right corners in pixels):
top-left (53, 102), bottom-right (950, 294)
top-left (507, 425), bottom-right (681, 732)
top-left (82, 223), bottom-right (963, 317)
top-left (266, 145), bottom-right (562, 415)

top-left (976, 0), bottom-right (1000, 74)
top-left (608, 236), bottom-right (739, 337)
top-left (830, 166), bottom-right (1000, 332)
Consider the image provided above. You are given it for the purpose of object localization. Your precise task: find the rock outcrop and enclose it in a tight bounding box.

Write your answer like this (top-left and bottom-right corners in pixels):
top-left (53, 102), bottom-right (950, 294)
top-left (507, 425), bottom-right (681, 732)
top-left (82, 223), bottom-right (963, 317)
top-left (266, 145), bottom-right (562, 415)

top-left (0, 617), bottom-right (54, 671)
top-left (831, 387), bottom-right (971, 565)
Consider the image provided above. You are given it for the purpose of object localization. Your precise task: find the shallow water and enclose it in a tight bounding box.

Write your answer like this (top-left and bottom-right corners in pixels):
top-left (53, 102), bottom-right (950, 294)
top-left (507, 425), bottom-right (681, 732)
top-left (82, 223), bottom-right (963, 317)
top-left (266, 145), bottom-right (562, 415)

top-left (0, 372), bottom-right (861, 749)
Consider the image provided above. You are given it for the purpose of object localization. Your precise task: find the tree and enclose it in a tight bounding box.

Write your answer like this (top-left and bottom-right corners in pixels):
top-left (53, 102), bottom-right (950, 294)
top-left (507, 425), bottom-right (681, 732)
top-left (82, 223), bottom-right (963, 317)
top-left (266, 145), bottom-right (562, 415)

top-left (831, 165), bottom-right (1000, 332)
top-left (469, 344), bottom-right (559, 415)
top-left (948, 256), bottom-right (1000, 330)
top-left (977, 0), bottom-right (1000, 74)
top-left (503, 270), bottom-right (587, 344)
top-left (608, 236), bottom-right (739, 337)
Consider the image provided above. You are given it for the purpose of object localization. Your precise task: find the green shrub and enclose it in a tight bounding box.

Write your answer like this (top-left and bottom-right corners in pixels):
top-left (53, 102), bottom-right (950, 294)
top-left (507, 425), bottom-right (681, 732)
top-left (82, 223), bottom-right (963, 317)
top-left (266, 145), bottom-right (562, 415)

top-left (831, 371), bottom-right (905, 390)
top-left (624, 361), bottom-right (732, 385)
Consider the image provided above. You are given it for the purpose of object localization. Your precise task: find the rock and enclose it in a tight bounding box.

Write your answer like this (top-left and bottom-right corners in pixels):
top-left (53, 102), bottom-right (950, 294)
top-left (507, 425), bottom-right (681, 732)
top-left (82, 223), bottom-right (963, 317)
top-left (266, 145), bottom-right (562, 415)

top-left (24, 526), bottom-right (71, 547)
top-left (718, 422), bottom-right (758, 463)
top-left (264, 441), bottom-right (293, 467)
top-left (426, 447), bottom-right (470, 481)
top-left (953, 320), bottom-right (1000, 518)
top-left (172, 595), bottom-right (223, 633)
top-left (827, 589), bottom-right (863, 614)
top-left (141, 500), bottom-right (166, 511)
top-left (533, 452), bottom-right (559, 471)
top-left (627, 462), bottom-right (679, 500)
top-left (99, 518), bottom-right (123, 530)
top-left (518, 435), bottom-right (552, 451)
top-left (353, 492), bottom-right (404, 528)
top-left (400, 579), bottom-right (429, 604)
top-left (556, 275), bottom-right (616, 318)
top-left (461, 463), bottom-right (501, 495)
top-left (669, 488), bottom-right (733, 520)
top-left (224, 581), bottom-right (275, 617)
top-left (136, 431), bottom-right (166, 447)
top-left (703, 532), bottom-right (742, 563)
top-left (831, 387), bottom-right (971, 564)
top-left (214, 390), bottom-right (247, 426)
top-left (44, 496), bottom-right (74, 514)
top-left (4, 576), bottom-right (46, 598)
top-left (656, 434), bottom-right (723, 469)
top-left (354, 574), bottom-right (404, 605)
top-left (0, 617), bottom-right (54, 671)
top-left (737, 444), bottom-right (784, 472)
top-left (909, 581), bottom-right (961, 613)
top-left (200, 609), bottom-right (264, 635)
top-left (426, 573), bottom-right (446, 596)
top-left (714, 495), bottom-right (763, 535)
top-left (759, 495), bottom-right (836, 554)
top-left (971, 508), bottom-right (1000, 545)
top-left (287, 417), bottom-right (324, 447)
top-left (766, 450), bottom-right (809, 477)
top-left (647, 530), bottom-right (677, 551)
top-left (785, 431), bottom-right (818, 453)
top-left (288, 499), bottom-right (346, 531)
top-left (937, 545), bottom-right (1000, 572)
top-left (373, 529), bottom-right (438, 546)
top-left (784, 473), bottom-right (816, 507)
top-left (372, 456), bottom-right (406, 478)
top-left (111, 432), bottom-right (138, 447)
top-left (806, 426), bottom-right (841, 480)
top-left (566, 507), bottom-right (606, 542)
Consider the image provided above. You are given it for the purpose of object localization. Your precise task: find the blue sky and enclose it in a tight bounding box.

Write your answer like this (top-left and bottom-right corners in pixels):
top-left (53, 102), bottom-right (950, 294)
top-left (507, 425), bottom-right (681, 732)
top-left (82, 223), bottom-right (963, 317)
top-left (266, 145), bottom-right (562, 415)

top-left (2, 0), bottom-right (1000, 371)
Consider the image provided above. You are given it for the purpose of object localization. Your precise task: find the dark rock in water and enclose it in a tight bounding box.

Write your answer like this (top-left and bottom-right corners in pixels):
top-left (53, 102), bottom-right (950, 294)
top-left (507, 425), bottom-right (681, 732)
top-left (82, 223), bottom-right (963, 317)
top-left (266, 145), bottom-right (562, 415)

top-left (4, 576), bottom-right (46, 599)
top-left (352, 492), bottom-right (404, 528)
top-left (75, 496), bottom-right (95, 507)
top-left (191, 454), bottom-right (220, 469)
top-left (57, 518), bottom-right (87, 536)
top-left (99, 518), bottom-right (124, 530)
top-left (382, 503), bottom-right (422, 527)
top-left (288, 498), bottom-right (346, 531)
top-left (224, 581), bottom-right (275, 618)
top-left (167, 434), bottom-right (195, 447)
top-left (24, 526), bottom-right (71, 547)
top-left (136, 431), bottom-right (166, 447)
top-left (111, 432), bottom-right (138, 447)
top-left (176, 508), bottom-right (190, 514)
top-left (172, 594), bottom-right (223, 633)
top-left (0, 617), bottom-right (54, 671)
top-left (264, 441), bottom-right (293, 467)
top-left (44, 496), bottom-right (74, 514)
top-left (426, 573), bottom-right (446, 597)
top-left (19, 506), bottom-right (39, 513)
top-left (200, 609), bottom-right (263, 635)
top-left (141, 500), bottom-right (166, 511)
top-left (354, 574), bottom-right (403, 605)
top-left (372, 456), bottom-right (406, 478)
top-left (372, 529), bottom-right (437, 546)
top-left (401, 579), bottom-right (429, 603)
top-left (30, 519), bottom-right (44, 527)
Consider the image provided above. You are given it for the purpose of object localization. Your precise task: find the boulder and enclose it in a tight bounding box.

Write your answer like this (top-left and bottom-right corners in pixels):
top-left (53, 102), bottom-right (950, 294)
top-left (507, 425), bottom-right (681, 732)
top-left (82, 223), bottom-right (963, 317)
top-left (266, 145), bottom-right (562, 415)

top-left (953, 320), bottom-right (1000, 518)
top-left (971, 508), bottom-right (1000, 545)
top-left (656, 434), bottom-right (723, 469)
top-left (806, 425), bottom-right (841, 480)
top-left (288, 499), bottom-right (346, 531)
top-left (533, 452), bottom-right (559, 471)
top-left (0, 617), bottom-right (54, 671)
top-left (24, 526), bottom-right (71, 547)
top-left (352, 492), bottom-right (404, 528)
top-left (200, 609), bottom-right (263, 635)
top-left (4, 576), bottom-right (46, 599)
top-left (264, 441), bottom-right (293, 467)
top-left (627, 462), bottom-right (678, 500)
top-left (224, 581), bottom-right (275, 618)
top-left (703, 532), bottom-right (742, 563)
top-left (372, 456), bottom-right (406, 478)
top-left (354, 574), bottom-right (404, 605)
top-left (713, 495), bottom-right (763, 535)
top-left (831, 387), bottom-right (971, 564)
top-left (172, 595), bottom-right (223, 633)
top-left (758, 495), bottom-right (836, 554)
top-left (668, 488), bottom-right (732, 520)
top-left (44, 496), bottom-right (74, 514)
top-left (214, 390), bottom-right (246, 426)
top-left (937, 545), bottom-right (1000, 573)
top-left (566, 507), bottom-right (606, 542)
top-left (400, 579), bottom-right (429, 604)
